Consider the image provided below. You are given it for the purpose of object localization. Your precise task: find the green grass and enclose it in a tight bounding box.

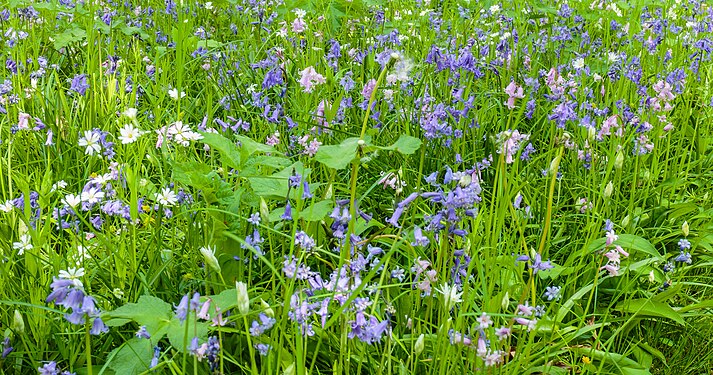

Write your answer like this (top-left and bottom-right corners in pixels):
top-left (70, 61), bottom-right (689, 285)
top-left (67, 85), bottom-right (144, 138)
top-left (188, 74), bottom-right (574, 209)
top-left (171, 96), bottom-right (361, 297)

top-left (0, 0), bottom-right (712, 374)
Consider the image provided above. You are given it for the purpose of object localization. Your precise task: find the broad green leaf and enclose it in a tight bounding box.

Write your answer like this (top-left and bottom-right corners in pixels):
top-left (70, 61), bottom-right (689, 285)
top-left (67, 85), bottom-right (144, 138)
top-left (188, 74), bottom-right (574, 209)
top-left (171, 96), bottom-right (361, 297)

top-left (315, 137), bottom-right (360, 170)
top-left (299, 200), bottom-right (333, 221)
top-left (165, 317), bottom-right (210, 352)
top-left (107, 338), bottom-right (153, 375)
top-left (210, 288), bottom-right (238, 312)
top-left (201, 132), bottom-right (242, 170)
top-left (248, 162), bottom-right (310, 199)
top-left (569, 347), bottom-right (649, 373)
top-left (104, 295), bottom-right (173, 337)
top-left (235, 134), bottom-right (277, 156)
top-left (53, 27), bottom-right (87, 50)
top-left (380, 134), bottom-right (422, 155)
top-left (615, 298), bottom-right (684, 325)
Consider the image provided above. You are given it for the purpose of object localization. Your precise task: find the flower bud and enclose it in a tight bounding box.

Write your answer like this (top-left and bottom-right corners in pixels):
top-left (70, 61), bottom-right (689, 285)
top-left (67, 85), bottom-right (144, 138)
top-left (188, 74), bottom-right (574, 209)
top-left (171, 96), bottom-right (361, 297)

top-left (259, 197), bottom-right (269, 223)
top-left (236, 281), bottom-right (250, 315)
top-left (501, 291), bottom-right (510, 311)
top-left (621, 215), bottom-right (630, 228)
top-left (648, 270), bottom-right (655, 283)
top-left (260, 299), bottom-right (274, 318)
top-left (414, 334), bottom-right (425, 355)
top-left (614, 151), bottom-right (624, 169)
top-left (12, 310), bottom-right (24, 334)
top-left (682, 221), bottom-right (689, 237)
top-left (549, 153), bottom-right (562, 175)
top-left (642, 169), bottom-right (651, 182)
top-left (604, 181), bottom-right (614, 199)
top-left (199, 246), bottom-right (221, 273)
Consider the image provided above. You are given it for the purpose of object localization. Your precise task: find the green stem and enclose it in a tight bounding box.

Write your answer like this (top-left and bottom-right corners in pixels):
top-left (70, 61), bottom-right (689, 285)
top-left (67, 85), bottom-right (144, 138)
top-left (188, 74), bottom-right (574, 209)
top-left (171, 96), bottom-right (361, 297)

top-left (85, 324), bottom-right (93, 375)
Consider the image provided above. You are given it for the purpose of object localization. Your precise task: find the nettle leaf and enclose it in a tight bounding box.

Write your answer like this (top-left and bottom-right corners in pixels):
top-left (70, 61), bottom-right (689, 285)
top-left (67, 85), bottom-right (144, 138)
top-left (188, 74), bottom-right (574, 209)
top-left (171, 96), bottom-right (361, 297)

top-left (380, 134), bottom-right (422, 155)
top-left (104, 295), bottom-right (173, 337)
top-left (615, 299), bottom-right (685, 325)
top-left (107, 338), bottom-right (153, 375)
top-left (315, 137), bottom-right (360, 170)
top-left (587, 234), bottom-right (663, 260)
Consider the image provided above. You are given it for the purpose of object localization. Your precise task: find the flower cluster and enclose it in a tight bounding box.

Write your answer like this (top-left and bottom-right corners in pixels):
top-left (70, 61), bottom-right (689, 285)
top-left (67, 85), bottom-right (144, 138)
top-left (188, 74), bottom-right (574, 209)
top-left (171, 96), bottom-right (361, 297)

top-left (45, 270), bottom-right (108, 335)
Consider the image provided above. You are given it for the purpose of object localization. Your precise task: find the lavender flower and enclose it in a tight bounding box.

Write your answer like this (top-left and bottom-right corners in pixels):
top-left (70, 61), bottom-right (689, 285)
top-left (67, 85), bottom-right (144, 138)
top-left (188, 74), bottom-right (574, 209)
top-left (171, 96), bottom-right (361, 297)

top-left (69, 74), bottom-right (89, 96)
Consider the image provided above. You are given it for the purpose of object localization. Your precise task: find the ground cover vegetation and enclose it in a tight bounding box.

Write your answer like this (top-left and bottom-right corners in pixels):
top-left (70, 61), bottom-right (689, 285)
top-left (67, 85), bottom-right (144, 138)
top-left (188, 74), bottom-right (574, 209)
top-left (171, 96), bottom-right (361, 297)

top-left (1, 0), bottom-right (713, 374)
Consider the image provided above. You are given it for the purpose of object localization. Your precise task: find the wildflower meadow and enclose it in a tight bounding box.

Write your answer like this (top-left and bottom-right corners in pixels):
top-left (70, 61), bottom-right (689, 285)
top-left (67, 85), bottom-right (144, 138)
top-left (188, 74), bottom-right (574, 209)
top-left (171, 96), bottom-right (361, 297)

top-left (1, 0), bottom-right (713, 374)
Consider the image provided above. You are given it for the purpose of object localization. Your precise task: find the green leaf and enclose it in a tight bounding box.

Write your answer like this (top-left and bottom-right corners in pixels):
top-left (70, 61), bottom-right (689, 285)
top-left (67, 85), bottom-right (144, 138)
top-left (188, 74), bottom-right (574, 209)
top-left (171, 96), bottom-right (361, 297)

top-left (315, 137), bottom-right (360, 170)
top-left (587, 234), bottom-right (663, 260)
top-left (165, 318), bottom-right (210, 352)
top-left (299, 200), bottom-right (333, 221)
top-left (209, 288), bottom-right (238, 312)
top-left (107, 338), bottom-right (153, 375)
top-left (381, 134), bottom-right (422, 155)
top-left (615, 298), bottom-right (684, 325)
top-left (201, 132), bottom-right (242, 170)
top-left (570, 347), bottom-right (649, 374)
top-left (247, 162), bottom-right (310, 199)
top-left (235, 134), bottom-right (277, 156)
top-left (53, 27), bottom-right (87, 50)
top-left (104, 295), bottom-right (173, 337)
top-left (678, 299), bottom-right (713, 313)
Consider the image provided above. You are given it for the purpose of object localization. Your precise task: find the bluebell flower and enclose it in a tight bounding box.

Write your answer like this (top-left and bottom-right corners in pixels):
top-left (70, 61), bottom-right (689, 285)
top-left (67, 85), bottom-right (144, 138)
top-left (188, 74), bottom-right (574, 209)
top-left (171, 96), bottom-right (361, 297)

top-left (69, 74), bottom-right (89, 96)
top-left (281, 201), bottom-right (293, 221)
top-left (174, 294), bottom-right (189, 322)
top-left (136, 326), bottom-right (151, 339)
top-left (90, 317), bottom-right (109, 335)
top-left (151, 346), bottom-right (161, 368)
top-left (543, 286), bottom-right (561, 301)
top-left (2, 337), bottom-right (12, 358)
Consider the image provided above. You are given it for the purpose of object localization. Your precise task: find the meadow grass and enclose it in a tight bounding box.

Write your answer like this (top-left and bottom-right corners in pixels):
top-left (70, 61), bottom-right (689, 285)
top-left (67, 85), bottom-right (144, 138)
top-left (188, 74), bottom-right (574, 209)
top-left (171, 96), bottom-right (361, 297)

top-left (1, 0), bottom-right (713, 374)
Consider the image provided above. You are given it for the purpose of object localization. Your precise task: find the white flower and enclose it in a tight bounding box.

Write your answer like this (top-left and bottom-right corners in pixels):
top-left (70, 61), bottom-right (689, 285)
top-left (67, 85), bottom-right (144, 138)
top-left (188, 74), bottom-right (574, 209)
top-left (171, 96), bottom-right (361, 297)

top-left (78, 130), bottom-right (102, 156)
top-left (51, 180), bottom-right (68, 192)
top-left (200, 246), bottom-right (221, 273)
top-left (155, 187), bottom-right (177, 206)
top-left (0, 200), bottom-right (14, 212)
top-left (63, 194), bottom-right (82, 207)
top-left (236, 281), bottom-right (250, 315)
top-left (205, 1), bottom-right (213, 10)
top-left (122, 107), bottom-right (138, 120)
top-left (294, 9), bottom-right (306, 18)
top-left (76, 245), bottom-right (92, 261)
top-left (13, 234), bottom-right (33, 255)
top-left (118, 124), bottom-right (145, 144)
top-left (91, 173), bottom-right (113, 185)
top-left (59, 267), bottom-right (85, 288)
top-left (436, 283), bottom-right (463, 311)
top-left (81, 187), bottom-right (105, 205)
top-left (168, 88), bottom-right (186, 100)
top-left (572, 58), bottom-right (585, 70)
top-left (392, 57), bottom-right (414, 82)
top-left (59, 267), bottom-right (85, 279)
top-left (477, 312), bottom-right (493, 329)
